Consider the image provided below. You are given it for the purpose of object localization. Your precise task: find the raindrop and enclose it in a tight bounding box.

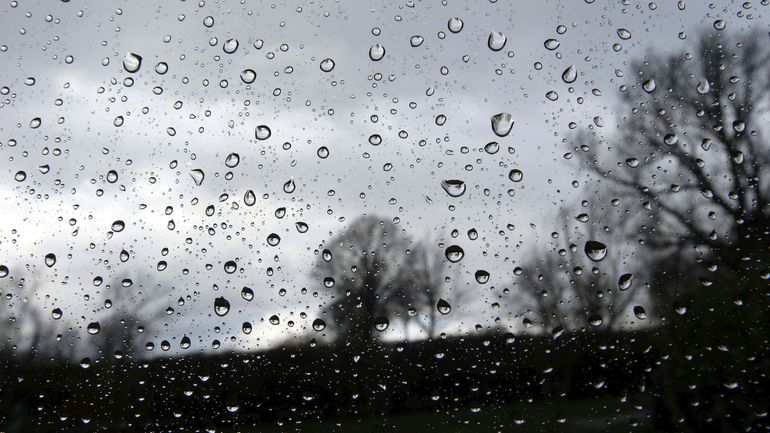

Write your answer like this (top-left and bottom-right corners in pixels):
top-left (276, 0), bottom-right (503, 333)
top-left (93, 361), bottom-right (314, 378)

top-left (44, 253), bottom-right (56, 267)
top-left (295, 222), bottom-right (309, 233)
top-left (283, 178), bottom-right (295, 193)
top-left (319, 58), bottom-right (335, 72)
top-left (562, 65), bottom-right (577, 83)
top-left (225, 153), bottom-right (240, 168)
top-left (544, 39), bottom-right (560, 50)
top-left (111, 220), bottom-right (125, 232)
top-left (633, 306), bottom-right (647, 320)
top-left (224, 260), bottom-right (237, 274)
top-left (475, 270), bottom-right (490, 284)
top-left (242, 322), bottom-right (252, 334)
top-left (508, 169), bottom-right (523, 182)
top-left (490, 112), bottom-right (513, 137)
top-left (488, 32), bottom-right (507, 51)
top-left (255, 125), bottom-right (271, 140)
top-left (618, 273), bottom-right (634, 291)
top-left (180, 335), bottom-right (191, 349)
top-left (410, 35), bottom-right (424, 47)
top-left (617, 28), bottom-right (631, 40)
top-left (241, 287), bottom-right (254, 301)
top-left (269, 315), bottom-right (280, 325)
top-left (240, 69), bottom-right (256, 84)
top-left (484, 141), bottom-right (499, 154)
top-left (14, 171), bottom-right (26, 182)
top-left (368, 134), bottom-right (382, 146)
top-left (440, 179), bottom-right (466, 197)
top-left (642, 78), bottom-right (656, 93)
top-left (445, 245), bottom-right (465, 263)
top-left (696, 78), bottom-right (710, 94)
top-left (244, 190), bottom-right (256, 206)
top-left (223, 38), bottom-right (239, 54)
top-left (87, 322), bottom-right (100, 335)
top-left (52, 308), bottom-right (62, 319)
top-left (437, 299), bottom-right (452, 315)
top-left (155, 62), bottom-right (168, 74)
top-left (29, 118), bottom-right (41, 128)
top-left (317, 146), bottom-right (329, 159)
top-left (584, 240), bottom-right (607, 262)
top-left (312, 318), bottom-right (326, 331)
top-left (447, 17), bottom-right (464, 33)
top-left (123, 52), bottom-right (142, 73)
top-left (190, 169), bottom-right (205, 186)
top-left (374, 317), bottom-right (390, 331)
top-left (369, 44), bottom-right (386, 61)
top-left (214, 297), bottom-right (230, 316)
top-left (267, 233), bottom-right (281, 246)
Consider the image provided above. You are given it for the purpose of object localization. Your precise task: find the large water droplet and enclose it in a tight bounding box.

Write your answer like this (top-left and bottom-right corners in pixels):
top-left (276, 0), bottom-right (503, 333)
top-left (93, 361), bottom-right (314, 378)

top-left (475, 270), bottom-right (490, 284)
top-left (696, 78), bottom-right (710, 94)
top-left (244, 190), bottom-right (256, 206)
top-left (312, 318), bottom-right (326, 331)
top-left (369, 44), bottom-right (386, 61)
top-left (445, 245), bottom-right (464, 263)
top-left (87, 322), bottom-right (100, 335)
top-left (633, 305), bottom-right (647, 320)
top-left (488, 32), bottom-right (507, 51)
top-left (224, 260), bottom-right (237, 274)
top-left (255, 125), bottom-right (271, 140)
top-left (447, 17), bottom-right (464, 33)
top-left (437, 299), bottom-right (452, 315)
top-left (240, 69), bottom-right (256, 84)
top-left (491, 113), bottom-right (514, 137)
top-left (618, 273), bottom-right (633, 290)
top-left (319, 58), bottom-right (335, 72)
top-left (267, 233), bottom-right (281, 246)
top-left (410, 35), bottom-right (424, 47)
top-left (283, 178), bottom-right (295, 193)
top-left (123, 52), bottom-right (142, 73)
top-left (241, 286), bottom-right (254, 301)
top-left (441, 179), bottom-right (466, 197)
top-left (374, 317), bottom-right (390, 331)
top-left (44, 253), bottom-right (56, 267)
top-left (52, 308), bottom-right (63, 319)
top-left (642, 78), bottom-right (656, 93)
top-left (562, 65), bottom-right (577, 83)
top-left (111, 220), bottom-right (125, 232)
top-left (269, 315), bottom-right (280, 325)
top-left (225, 152), bottom-right (240, 168)
top-left (214, 297), bottom-right (230, 316)
top-left (544, 39), bottom-right (560, 50)
top-left (617, 28), bottom-right (631, 40)
top-left (190, 169), bottom-right (205, 186)
top-left (508, 169), bottom-right (523, 182)
top-left (223, 38), bottom-right (239, 54)
top-left (180, 335), bottom-right (191, 349)
top-left (584, 240), bottom-right (607, 262)
top-left (484, 141), bottom-right (499, 154)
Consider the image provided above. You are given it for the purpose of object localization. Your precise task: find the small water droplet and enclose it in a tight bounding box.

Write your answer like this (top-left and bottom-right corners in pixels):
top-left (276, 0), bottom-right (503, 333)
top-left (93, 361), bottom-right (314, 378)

top-left (374, 317), bottom-right (390, 331)
top-left (87, 322), bottom-right (100, 335)
top-left (225, 153), bottom-right (240, 168)
top-left (223, 38), bottom-right (239, 54)
top-left (244, 190), bottom-right (256, 206)
top-left (617, 28), bottom-right (631, 40)
top-left (123, 52), bottom-right (142, 73)
top-left (369, 44), bottom-right (386, 61)
top-left (562, 65), bottom-right (577, 83)
top-left (440, 179), bottom-right (466, 197)
top-left (410, 35), bottom-right (424, 47)
top-left (240, 69), bottom-right (256, 84)
top-left (224, 260), bottom-right (237, 274)
top-left (447, 17), bottom-right (464, 33)
top-left (474, 270), bottom-right (490, 284)
top-left (312, 318), bottom-right (326, 331)
top-left (437, 299), bottom-right (452, 315)
top-left (255, 125), bottom-right (271, 140)
top-left (488, 32), bottom-right (507, 51)
top-left (642, 78), bottom-right (656, 93)
top-left (44, 253), bottom-right (56, 267)
top-left (508, 169), bottom-right (523, 182)
top-left (319, 58), bottom-right (335, 72)
top-left (267, 233), bottom-right (281, 246)
top-left (618, 273), bottom-right (634, 290)
top-left (190, 169), bottom-right (205, 186)
top-left (283, 178), bottom-right (295, 193)
top-left (241, 287), bottom-right (254, 301)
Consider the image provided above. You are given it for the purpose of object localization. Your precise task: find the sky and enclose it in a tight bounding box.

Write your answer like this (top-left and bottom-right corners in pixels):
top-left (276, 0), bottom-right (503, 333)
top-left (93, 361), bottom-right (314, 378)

top-left (0, 0), bottom-right (767, 358)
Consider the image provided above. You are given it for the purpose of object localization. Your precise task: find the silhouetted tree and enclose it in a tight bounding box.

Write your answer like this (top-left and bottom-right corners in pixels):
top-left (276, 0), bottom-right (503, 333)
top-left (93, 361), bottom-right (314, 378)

top-left (515, 205), bottom-right (642, 333)
top-left (313, 215), bottom-right (445, 348)
top-left (571, 30), bottom-right (770, 433)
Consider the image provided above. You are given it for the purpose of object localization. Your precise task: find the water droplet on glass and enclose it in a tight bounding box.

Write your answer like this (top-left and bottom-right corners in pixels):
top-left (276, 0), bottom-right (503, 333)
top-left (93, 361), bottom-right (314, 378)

top-left (410, 35), bottom-right (424, 47)
top-left (618, 273), bottom-right (634, 291)
top-left (491, 112), bottom-right (513, 137)
top-left (225, 153), bottom-right (240, 168)
top-left (319, 58), bottom-right (335, 72)
top-left (190, 169), bottom-right (205, 186)
top-left (111, 220), bottom-right (125, 232)
top-left (475, 270), bottom-right (490, 284)
top-left (241, 287), bottom-right (254, 301)
top-left (14, 171), bottom-right (26, 182)
top-left (295, 222), bottom-right (309, 233)
top-left (242, 322), bottom-right (252, 334)
top-left (312, 318), bottom-right (326, 331)
top-left (633, 306), bottom-right (647, 320)
top-left (44, 253), bottom-right (56, 267)
top-left (52, 308), bottom-right (63, 319)
top-left (437, 299), bottom-right (452, 315)
top-left (642, 78), bottom-right (656, 93)
top-left (317, 146), bottom-right (329, 159)
top-left (696, 78), bottom-right (710, 94)
top-left (123, 52), bottom-right (142, 73)
top-left (155, 62), bottom-right (168, 74)
top-left (283, 178), bottom-right (295, 193)
top-left (440, 179), bottom-right (466, 197)
top-left (584, 240), bottom-right (607, 262)
top-left (488, 32), bottom-right (507, 51)
top-left (267, 233), bottom-right (281, 246)
top-left (562, 65), bottom-right (577, 83)
top-left (240, 69), bottom-right (256, 84)
top-left (544, 39), bottom-right (560, 50)
top-left (180, 335), bottom-right (191, 349)
top-left (374, 317), bottom-right (390, 331)
top-left (269, 315), bottom-right (280, 325)
top-left (223, 38), bottom-right (239, 54)
top-left (447, 17), bottom-right (464, 33)
top-left (29, 117), bottom-right (41, 128)
top-left (244, 190), bottom-right (256, 206)
top-left (617, 28), bottom-right (631, 40)
top-left (508, 169), bottom-right (523, 182)
top-left (87, 322), bottom-right (100, 335)
top-left (224, 260), bottom-right (237, 274)
top-left (214, 297), bottom-right (230, 316)
top-left (484, 141), bottom-right (499, 154)
top-left (369, 44), bottom-right (386, 61)
top-left (445, 245), bottom-right (465, 263)
top-left (255, 125), bottom-right (271, 140)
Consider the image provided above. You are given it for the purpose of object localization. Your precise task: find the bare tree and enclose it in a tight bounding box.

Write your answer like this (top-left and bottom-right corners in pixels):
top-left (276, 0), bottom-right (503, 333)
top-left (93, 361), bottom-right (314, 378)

top-left (312, 215), bottom-right (446, 347)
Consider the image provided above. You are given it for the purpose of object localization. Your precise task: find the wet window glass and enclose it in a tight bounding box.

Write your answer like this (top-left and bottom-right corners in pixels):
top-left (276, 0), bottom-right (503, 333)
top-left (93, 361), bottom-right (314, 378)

top-left (1, 1), bottom-right (769, 431)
